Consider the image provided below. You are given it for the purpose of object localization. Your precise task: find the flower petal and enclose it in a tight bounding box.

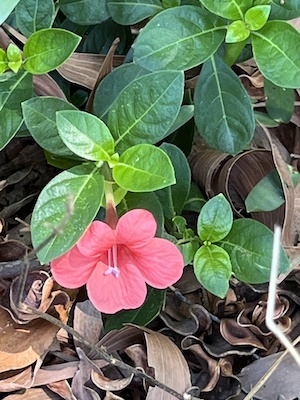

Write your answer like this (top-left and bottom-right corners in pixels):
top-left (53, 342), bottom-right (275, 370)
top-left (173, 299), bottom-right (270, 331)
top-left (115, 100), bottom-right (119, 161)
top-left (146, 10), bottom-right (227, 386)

top-left (125, 238), bottom-right (184, 289)
top-left (116, 209), bottom-right (156, 249)
top-left (51, 246), bottom-right (96, 288)
top-left (87, 261), bottom-right (147, 314)
top-left (77, 221), bottom-right (115, 258)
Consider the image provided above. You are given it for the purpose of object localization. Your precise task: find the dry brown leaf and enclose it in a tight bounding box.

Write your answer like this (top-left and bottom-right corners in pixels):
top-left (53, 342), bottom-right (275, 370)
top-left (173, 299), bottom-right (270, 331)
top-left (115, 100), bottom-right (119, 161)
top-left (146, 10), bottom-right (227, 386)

top-left (57, 53), bottom-right (124, 90)
top-left (73, 299), bottom-right (103, 356)
top-left (0, 307), bottom-right (59, 372)
top-left (141, 328), bottom-right (191, 400)
top-left (91, 369), bottom-right (134, 391)
top-left (238, 349), bottom-right (300, 399)
top-left (0, 366), bottom-right (32, 392)
top-left (0, 239), bottom-right (28, 262)
top-left (4, 387), bottom-right (62, 399)
top-left (47, 380), bottom-right (75, 400)
top-left (220, 319), bottom-right (267, 351)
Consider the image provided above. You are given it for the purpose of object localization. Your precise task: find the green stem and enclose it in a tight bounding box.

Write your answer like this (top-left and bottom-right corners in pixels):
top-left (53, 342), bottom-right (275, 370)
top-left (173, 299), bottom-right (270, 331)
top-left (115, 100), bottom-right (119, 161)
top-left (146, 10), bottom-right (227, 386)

top-left (223, 39), bottom-right (247, 66)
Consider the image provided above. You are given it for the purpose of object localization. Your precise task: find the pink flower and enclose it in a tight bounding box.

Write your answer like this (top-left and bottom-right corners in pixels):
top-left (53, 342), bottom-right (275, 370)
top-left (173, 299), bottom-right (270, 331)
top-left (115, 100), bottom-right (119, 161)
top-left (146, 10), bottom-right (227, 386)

top-left (51, 209), bottom-right (184, 314)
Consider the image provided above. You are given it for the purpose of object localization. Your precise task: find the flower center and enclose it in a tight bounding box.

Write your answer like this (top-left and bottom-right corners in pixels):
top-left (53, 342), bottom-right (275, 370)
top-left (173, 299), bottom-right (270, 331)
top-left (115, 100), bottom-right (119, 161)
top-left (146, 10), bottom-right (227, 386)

top-left (104, 245), bottom-right (120, 278)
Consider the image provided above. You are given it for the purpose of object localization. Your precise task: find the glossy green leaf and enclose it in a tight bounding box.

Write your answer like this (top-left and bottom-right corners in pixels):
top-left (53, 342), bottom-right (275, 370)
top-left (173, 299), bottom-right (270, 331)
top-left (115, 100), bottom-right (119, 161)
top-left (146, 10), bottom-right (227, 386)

top-left (93, 63), bottom-right (150, 121)
top-left (105, 288), bottom-right (165, 331)
top-left (245, 5), bottom-right (270, 31)
top-left (164, 105), bottom-right (194, 138)
top-left (107, 0), bottom-right (163, 25)
top-left (31, 164), bottom-right (104, 264)
top-left (194, 54), bottom-right (255, 155)
top-left (108, 70), bottom-right (184, 152)
top-left (22, 96), bottom-right (77, 157)
top-left (60, 0), bottom-right (110, 25)
top-left (245, 170), bottom-right (284, 212)
top-left (226, 20), bottom-right (250, 43)
top-left (7, 46), bottom-right (22, 73)
top-left (269, 0), bottom-right (300, 20)
top-left (194, 244), bottom-right (232, 298)
top-left (23, 28), bottom-right (81, 74)
top-left (197, 193), bottom-right (233, 242)
top-left (163, 0), bottom-right (180, 7)
top-left (0, 49), bottom-right (8, 75)
top-left (0, 71), bottom-right (33, 150)
top-left (199, 0), bottom-right (252, 20)
top-left (251, 21), bottom-right (300, 88)
top-left (0, 0), bottom-right (21, 25)
top-left (219, 219), bottom-right (290, 283)
top-left (134, 6), bottom-right (226, 71)
top-left (112, 144), bottom-right (175, 192)
top-left (56, 110), bottom-right (114, 161)
top-left (15, 0), bottom-right (54, 37)
top-left (264, 78), bottom-right (294, 123)
top-left (160, 143), bottom-right (191, 215)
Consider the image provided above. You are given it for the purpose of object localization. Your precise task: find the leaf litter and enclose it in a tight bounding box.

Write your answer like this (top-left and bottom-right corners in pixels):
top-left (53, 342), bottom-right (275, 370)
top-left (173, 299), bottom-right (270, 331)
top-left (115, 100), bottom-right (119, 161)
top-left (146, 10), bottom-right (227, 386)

top-left (1, 23), bottom-right (300, 400)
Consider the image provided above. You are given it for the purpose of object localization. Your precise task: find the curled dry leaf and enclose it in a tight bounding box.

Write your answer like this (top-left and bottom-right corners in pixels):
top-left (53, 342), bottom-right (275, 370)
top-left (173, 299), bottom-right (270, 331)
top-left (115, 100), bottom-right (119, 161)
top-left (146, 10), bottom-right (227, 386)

top-left (220, 319), bottom-right (267, 351)
top-left (125, 343), bottom-right (154, 377)
top-left (91, 369), bottom-right (134, 391)
top-left (46, 380), bottom-right (75, 400)
top-left (0, 239), bottom-right (28, 262)
top-left (182, 342), bottom-right (220, 392)
top-left (160, 302), bottom-right (212, 336)
top-left (0, 271), bottom-right (70, 324)
top-left (0, 365), bottom-right (32, 392)
top-left (0, 307), bottom-right (59, 373)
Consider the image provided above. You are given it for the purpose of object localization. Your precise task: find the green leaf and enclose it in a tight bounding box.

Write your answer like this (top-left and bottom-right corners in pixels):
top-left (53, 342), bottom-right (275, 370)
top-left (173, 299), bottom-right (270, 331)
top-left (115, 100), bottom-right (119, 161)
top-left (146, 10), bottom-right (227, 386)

top-left (112, 144), bottom-right (175, 192)
top-left (93, 63), bottom-right (150, 121)
top-left (60, 0), bottom-right (110, 25)
top-left (105, 288), bottom-right (165, 331)
top-left (194, 54), bottom-right (255, 155)
top-left (264, 78), bottom-right (294, 123)
top-left (134, 6), bottom-right (226, 71)
top-left (6, 44), bottom-right (23, 73)
top-left (31, 164), bottom-right (104, 264)
top-left (193, 244), bottom-right (232, 298)
top-left (0, 49), bottom-right (9, 75)
top-left (163, 105), bottom-right (194, 138)
top-left (197, 193), bottom-right (233, 242)
top-left (56, 110), bottom-right (114, 161)
top-left (107, 0), bottom-right (163, 25)
top-left (0, 0), bottom-right (21, 25)
top-left (23, 28), bottom-right (81, 74)
top-left (179, 240), bottom-right (199, 265)
top-left (108, 70), bottom-right (184, 152)
top-left (251, 21), bottom-right (300, 88)
top-left (15, 0), bottom-right (55, 37)
top-left (226, 20), bottom-right (250, 43)
top-left (219, 219), bottom-right (290, 283)
top-left (199, 0), bottom-right (252, 20)
top-left (155, 186), bottom-right (175, 220)
top-left (22, 96), bottom-right (77, 157)
top-left (269, 0), bottom-right (300, 20)
top-left (160, 143), bottom-right (191, 215)
top-left (245, 170), bottom-right (284, 212)
top-left (183, 182), bottom-right (206, 213)
top-left (0, 71), bottom-right (33, 150)
top-left (254, 111), bottom-right (279, 127)
top-left (245, 5), bottom-right (271, 31)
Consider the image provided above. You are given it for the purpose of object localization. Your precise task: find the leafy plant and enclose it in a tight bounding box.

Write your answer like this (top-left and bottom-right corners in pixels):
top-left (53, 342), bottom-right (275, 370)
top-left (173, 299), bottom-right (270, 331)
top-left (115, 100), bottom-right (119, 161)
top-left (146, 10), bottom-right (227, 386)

top-left (0, 0), bottom-right (297, 313)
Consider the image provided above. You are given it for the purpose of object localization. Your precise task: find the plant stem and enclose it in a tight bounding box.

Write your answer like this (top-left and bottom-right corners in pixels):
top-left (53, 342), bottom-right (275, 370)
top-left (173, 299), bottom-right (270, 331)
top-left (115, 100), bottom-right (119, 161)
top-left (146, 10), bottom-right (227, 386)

top-left (223, 40), bottom-right (247, 66)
